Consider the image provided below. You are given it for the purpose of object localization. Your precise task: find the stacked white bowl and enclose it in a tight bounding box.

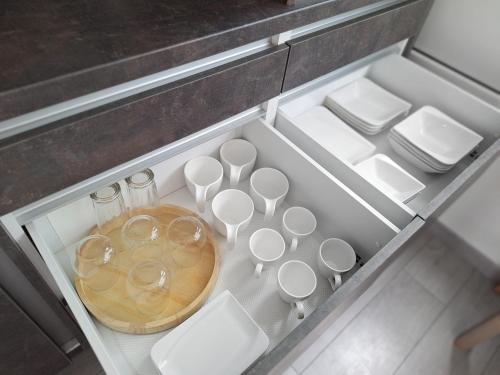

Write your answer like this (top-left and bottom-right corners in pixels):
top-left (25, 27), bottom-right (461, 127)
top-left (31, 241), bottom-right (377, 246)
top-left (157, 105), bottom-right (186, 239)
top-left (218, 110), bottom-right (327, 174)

top-left (389, 106), bottom-right (483, 173)
top-left (325, 77), bottom-right (412, 135)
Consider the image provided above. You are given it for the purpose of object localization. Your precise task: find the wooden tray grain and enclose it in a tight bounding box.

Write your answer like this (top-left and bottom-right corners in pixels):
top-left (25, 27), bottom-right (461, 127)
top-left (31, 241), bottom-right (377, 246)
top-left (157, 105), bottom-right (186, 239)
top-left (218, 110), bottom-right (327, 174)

top-left (75, 205), bottom-right (219, 334)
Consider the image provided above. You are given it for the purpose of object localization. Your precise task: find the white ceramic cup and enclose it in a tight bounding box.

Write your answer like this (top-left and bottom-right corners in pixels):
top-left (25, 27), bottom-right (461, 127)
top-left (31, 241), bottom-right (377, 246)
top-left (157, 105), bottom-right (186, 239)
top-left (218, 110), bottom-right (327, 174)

top-left (282, 207), bottom-right (317, 252)
top-left (184, 156), bottom-right (223, 213)
top-left (249, 228), bottom-right (285, 278)
top-left (211, 189), bottom-right (254, 249)
top-left (219, 139), bottom-right (257, 187)
top-left (317, 238), bottom-right (356, 291)
top-left (277, 260), bottom-right (317, 319)
top-left (250, 168), bottom-right (289, 221)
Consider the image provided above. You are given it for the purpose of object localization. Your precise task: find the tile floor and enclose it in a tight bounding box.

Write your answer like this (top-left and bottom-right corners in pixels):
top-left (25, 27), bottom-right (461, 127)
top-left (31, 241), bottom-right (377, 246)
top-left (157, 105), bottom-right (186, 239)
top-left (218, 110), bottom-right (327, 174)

top-left (285, 236), bottom-right (500, 375)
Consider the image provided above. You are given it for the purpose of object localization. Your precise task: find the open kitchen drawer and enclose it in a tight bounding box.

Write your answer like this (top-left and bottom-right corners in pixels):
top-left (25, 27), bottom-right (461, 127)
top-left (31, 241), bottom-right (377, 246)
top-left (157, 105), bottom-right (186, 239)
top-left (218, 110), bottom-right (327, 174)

top-left (23, 40), bottom-right (500, 373)
top-left (26, 117), bottom-right (409, 375)
top-left (276, 49), bottom-right (500, 228)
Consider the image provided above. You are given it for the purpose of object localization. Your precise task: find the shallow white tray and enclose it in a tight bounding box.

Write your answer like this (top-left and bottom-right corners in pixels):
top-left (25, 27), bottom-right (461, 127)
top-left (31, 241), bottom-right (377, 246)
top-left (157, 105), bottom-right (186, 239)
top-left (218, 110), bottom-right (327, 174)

top-left (325, 77), bottom-right (411, 128)
top-left (150, 290), bottom-right (269, 375)
top-left (392, 106), bottom-right (483, 165)
top-left (355, 154), bottom-right (425, 203)
top-left (291, 106), bottom-right (376, 164)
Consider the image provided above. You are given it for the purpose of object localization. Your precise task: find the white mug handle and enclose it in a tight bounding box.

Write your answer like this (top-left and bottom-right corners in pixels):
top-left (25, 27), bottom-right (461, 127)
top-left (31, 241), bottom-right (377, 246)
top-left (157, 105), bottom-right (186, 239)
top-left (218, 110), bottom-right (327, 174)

top-left (254, 263), bottom-right (263, 278)
top-left (329, 273), bottom-right (342, 291)
top-left (229, 166), bottom-right (243, 187)
top-left (289, 237), bottom-right (298, 252)
top-left (195, 187), bottom-right (207, 213)
top-left (264, 200), bottom-right (276, 222)
top-left (226, 225), bottom-right (239, 250)
top-left (294, 301), bottom-right (305, 320)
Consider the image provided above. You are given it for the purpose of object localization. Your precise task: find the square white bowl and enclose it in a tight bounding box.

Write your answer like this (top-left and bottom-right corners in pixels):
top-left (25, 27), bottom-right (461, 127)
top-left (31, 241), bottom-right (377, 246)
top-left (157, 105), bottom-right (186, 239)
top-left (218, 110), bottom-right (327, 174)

top-left (150, 290), bottom-right (269, 375)
top-left (390, 130), bottom-right (451, 170)
top-left (388, 133), bottom-right (450, 174)
top-left (291, 106), bottom-right (376, 164)
top-left (325, 77), bottom-right (412, 128)
top-left (355, 154), bottom-right (426, 203)
top-left (392, 106), bottom-right (483, 165)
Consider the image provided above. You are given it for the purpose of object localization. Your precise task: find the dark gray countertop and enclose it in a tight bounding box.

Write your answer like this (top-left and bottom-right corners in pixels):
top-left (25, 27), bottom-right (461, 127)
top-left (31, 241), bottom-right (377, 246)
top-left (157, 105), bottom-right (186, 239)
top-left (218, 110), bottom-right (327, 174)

top-left (0, 0), bottom-right (382, 121)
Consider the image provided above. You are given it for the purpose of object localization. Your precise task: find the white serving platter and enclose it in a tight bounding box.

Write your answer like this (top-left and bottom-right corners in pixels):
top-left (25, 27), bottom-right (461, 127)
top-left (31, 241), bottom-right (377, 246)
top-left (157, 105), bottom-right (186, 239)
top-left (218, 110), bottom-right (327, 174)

top-left (291, 106), bottom-right (376, 164)
top-left (355, 154), bottom-right (425, 203)
top-left (150, 290), bottom-right (269, 375)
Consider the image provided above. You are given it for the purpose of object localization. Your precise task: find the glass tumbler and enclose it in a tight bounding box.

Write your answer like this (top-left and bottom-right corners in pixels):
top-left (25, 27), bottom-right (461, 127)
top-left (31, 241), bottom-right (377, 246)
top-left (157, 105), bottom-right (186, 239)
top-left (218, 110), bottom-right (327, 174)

top-left (125, 168), bottom-right (160, 210)
top-left (121, 215), bottom-right (163, 261)
top-left (126, 260), bottom-right (170, 316)
top-left (90, 183), bottom-right (127, 230)
top-left (167, 216), bottom-right (206, 267)
top-left (73, 235), bottom-right (119, 292)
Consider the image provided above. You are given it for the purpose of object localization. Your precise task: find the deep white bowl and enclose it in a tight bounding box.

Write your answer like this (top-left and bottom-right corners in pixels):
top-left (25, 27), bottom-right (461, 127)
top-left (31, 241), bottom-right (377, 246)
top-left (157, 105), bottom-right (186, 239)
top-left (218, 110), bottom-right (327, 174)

top-left (392, 106), bottom-right (483, 165)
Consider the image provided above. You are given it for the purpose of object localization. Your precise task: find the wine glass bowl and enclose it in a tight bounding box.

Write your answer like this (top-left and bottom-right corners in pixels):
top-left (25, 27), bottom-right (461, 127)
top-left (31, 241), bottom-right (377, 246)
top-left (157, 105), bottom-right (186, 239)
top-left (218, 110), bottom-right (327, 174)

top-left (167, 216), bottom-right (206, 267)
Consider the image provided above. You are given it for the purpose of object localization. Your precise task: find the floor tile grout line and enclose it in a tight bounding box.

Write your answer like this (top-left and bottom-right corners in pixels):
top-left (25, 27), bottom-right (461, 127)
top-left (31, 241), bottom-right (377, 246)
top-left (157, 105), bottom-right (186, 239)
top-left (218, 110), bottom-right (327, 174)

top-left (480, 345), bottom-right (500, 375)
top-left (297, 235), bottom-right (433, 374)
top-left (298, 268), bottom-right (409, 374)
top-left (391, 269), bottom-right (477, 375)
top-left (404, 244), bottom-right (475, 304)
top-left (299, 268), bottom-right (424, 373)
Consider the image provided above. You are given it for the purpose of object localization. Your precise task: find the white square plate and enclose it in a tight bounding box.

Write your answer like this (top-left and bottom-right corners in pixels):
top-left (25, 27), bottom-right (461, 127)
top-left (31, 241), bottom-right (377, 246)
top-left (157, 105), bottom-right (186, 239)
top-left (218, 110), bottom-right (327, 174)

top-left (150, 290), bottom-right (269, 375)
top-left (355, 154), bottom-right (425, 203)
top-left (393, 106), bottom-right (483, 165)
top-left (291, 106), bottom-right (376, 164)
top-left (325, 77), bottom-right (412, 128)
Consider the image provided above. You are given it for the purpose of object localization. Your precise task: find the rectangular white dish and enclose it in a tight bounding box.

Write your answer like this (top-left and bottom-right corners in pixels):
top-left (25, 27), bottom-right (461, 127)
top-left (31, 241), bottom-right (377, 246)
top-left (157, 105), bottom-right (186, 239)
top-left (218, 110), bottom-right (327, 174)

top-left (392, 106), bottom-right (483, 165)
top-left (291, 106), bottom-right (376, 164)
top-left (325, 77), bottom-right (412, 129)
top-left (355, 154), bottom-right (425, 203)
top-left (150, 290), bottom-right (269, 375)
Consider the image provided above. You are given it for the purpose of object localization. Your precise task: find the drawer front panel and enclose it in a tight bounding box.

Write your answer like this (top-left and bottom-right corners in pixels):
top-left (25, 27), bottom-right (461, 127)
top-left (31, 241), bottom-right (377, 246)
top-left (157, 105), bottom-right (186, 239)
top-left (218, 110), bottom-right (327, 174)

top-left (282, 0), bottom-right (431, 91)
top-left (0, 46), bottom-right (288, 215)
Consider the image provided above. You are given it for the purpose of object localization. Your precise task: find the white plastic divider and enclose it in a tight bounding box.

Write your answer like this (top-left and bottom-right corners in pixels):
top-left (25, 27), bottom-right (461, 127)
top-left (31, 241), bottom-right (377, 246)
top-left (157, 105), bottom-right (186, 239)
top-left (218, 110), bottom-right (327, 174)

top-left (276, 112), bottom-right (415, 229)
top-left (243, 120), bottom-right (400, 259)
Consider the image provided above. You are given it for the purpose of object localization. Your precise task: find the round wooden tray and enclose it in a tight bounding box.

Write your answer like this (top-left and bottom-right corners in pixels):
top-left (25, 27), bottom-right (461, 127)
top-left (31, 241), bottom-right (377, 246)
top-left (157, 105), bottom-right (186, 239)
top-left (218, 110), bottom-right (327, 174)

top-left (74, 205), bottom-right (219, 334)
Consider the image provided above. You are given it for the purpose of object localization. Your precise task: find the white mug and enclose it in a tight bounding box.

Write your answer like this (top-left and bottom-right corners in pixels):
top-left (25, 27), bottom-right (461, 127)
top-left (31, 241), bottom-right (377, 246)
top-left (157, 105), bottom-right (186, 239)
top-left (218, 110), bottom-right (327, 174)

top-left (249, 228), bottom-right (285, 278)
top-left (211, 189), bottom-right (254, 249)
top-left (277, 260), bottom-right (317, 319)
top-left (184, 156), bottom-right (223, 213)
top-left (250, 168), bottom-right (289, 222)
top-left (317, 238), bottom-right (356, 291)
top-left (282, 207), bottom-right (317, 252)
top-left (219, 139), bottom-right (257, 187)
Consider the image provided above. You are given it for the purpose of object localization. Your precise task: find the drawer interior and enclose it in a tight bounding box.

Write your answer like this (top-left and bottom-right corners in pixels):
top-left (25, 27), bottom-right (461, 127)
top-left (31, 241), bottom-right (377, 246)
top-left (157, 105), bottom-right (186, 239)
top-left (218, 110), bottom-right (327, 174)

top-left (276, 54), bottom-right (500, 218)
top-left (27, 119), bottom-right (399, 375)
